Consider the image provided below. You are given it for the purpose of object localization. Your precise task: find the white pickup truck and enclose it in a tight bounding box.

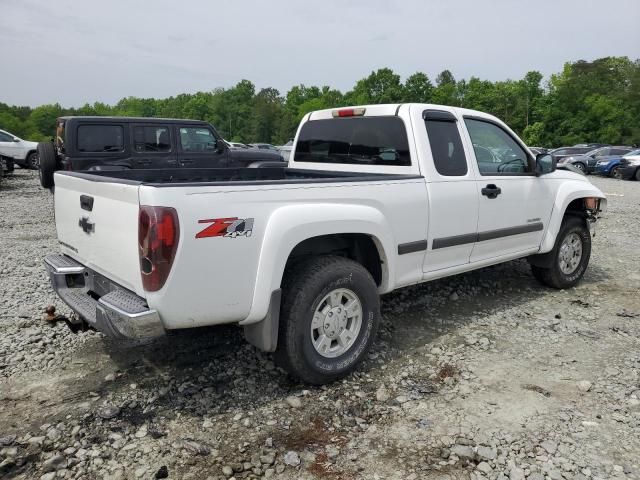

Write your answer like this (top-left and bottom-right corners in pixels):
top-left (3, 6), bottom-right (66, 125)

top-left (45, 104), bottom-right (606, 384)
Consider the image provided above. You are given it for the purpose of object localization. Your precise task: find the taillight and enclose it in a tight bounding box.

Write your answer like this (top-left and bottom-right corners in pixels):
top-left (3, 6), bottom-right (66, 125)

top-left (138, 206), bottom-right (179, 292)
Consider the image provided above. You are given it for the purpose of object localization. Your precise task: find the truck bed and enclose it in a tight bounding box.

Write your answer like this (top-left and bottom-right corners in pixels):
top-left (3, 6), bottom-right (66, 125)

top-left (60, 167), bottom-right (421, 187)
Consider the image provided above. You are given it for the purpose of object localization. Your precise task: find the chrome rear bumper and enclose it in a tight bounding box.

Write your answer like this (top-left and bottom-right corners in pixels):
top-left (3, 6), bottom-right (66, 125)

top-left (44, 254), bottom-right (164, 339)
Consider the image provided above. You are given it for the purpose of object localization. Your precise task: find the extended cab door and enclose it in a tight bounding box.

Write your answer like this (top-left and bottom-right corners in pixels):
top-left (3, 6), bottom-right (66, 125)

top-left (130, 123), bottom-right (178, 169)
top-left (463, 116), bottom-right (555, 262)
top-left (416, 108), bottom-right (479, 272)
top-left (176, 124), bottom-right (229, 168)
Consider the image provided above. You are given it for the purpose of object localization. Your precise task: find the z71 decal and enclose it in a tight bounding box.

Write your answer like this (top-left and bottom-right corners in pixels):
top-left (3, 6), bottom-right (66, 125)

top-left (195, 217), bottom-right (254, 239)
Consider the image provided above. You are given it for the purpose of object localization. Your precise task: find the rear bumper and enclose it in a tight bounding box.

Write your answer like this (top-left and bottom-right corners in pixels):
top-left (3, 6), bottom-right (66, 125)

top-left (44, 254), bottom-right (164, 339)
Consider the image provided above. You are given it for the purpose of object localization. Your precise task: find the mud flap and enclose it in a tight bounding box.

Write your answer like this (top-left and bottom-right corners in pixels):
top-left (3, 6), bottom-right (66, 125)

top-left (243, 289), bottom-right (281, 352)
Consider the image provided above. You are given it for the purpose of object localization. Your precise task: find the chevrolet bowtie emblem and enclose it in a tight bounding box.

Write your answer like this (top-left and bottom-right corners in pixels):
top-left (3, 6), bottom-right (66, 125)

top-left (78, 216), bottom-right (95, 234)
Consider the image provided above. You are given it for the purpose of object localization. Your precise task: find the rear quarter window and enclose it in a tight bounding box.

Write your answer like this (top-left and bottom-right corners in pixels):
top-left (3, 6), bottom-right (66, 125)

top-left (424, 119), bottom-right (467, 176)
top-left (294, 117), bottom-right (411, 166)
top-left (77, 125), bottom-right (124, 153)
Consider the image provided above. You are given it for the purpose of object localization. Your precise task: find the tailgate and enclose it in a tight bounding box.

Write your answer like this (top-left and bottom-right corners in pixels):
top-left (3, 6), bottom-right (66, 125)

top-left (53, 173), bottom-right (144, 295)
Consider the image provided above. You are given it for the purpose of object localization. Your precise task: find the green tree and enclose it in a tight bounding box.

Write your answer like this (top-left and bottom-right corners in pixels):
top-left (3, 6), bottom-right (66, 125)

top-left (432, 70), bottom-right (458, 106)
top-left (1, 56), bottom-right (638, 148)
top-left (29, 104), bottom-right (64, 136)
top-left (346, 68), bottom-right (404, 104)
top-left (403, 72), bottom-right (433, 103)
top-left (251, 88), bottom-right (282, 143)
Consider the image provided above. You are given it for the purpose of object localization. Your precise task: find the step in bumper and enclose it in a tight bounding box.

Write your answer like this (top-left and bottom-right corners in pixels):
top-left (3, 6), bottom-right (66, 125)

top-left (44, 254), bottom-right (164, 339)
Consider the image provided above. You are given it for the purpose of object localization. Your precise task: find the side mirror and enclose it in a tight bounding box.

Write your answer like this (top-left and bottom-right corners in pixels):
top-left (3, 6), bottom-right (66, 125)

top-left (215, 139), bottom-right (227, 154)
top-left (13, 137), bottom-right (20, 142)
top-left (535, 153), bottom-right (556, 176)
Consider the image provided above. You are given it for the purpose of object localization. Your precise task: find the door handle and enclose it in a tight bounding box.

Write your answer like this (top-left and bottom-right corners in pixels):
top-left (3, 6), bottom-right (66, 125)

top-left (137, 160), bottom-right (151, 165)
top-left (481, 184), bottom-right (502, 199)
top-left (181, 159), bottom-right (194, 165)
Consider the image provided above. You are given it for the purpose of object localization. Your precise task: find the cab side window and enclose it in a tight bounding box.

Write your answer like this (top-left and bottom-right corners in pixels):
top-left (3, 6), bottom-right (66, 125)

top-left (133, 126), bottom-right (171, 152)
top-left (612, 148), bottom-right (630, 155)
top-left (424, 117), bottom-right (467, 176)
top-left (0, 132), bottom-right (15, 142)
top-left (465, 118), bottom-right (531, 175)
top-left (179, 127), bottom-right (217, 152)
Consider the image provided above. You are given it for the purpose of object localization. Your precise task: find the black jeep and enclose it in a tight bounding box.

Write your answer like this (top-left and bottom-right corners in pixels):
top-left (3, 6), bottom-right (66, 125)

top-left (37, 116), bottom-right (284, 188)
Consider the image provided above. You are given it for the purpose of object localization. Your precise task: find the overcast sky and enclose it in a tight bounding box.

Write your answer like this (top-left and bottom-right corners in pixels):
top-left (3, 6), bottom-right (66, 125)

top-left (1, 0), bottom-right (639, 107)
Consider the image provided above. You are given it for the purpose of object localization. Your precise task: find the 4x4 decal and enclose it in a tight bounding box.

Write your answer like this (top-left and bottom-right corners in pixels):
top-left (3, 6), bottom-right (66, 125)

top-left (195, 217), bottom-right (254, 239)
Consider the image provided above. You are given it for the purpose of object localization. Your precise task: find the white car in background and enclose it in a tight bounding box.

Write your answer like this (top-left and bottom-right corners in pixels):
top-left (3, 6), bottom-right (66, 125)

top-left (0, 129), bottom-right (39, 169)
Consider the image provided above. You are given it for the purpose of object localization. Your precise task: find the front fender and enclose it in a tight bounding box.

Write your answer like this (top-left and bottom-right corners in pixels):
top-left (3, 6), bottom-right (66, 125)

top-left (241, 203), bottom-right (395, 324)
top-left (539, 180), bottom-right (607, 253)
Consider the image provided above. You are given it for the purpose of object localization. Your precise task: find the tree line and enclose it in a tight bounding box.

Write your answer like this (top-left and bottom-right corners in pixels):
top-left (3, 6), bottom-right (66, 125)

top-left (1, 56), bottom-right (638, 148)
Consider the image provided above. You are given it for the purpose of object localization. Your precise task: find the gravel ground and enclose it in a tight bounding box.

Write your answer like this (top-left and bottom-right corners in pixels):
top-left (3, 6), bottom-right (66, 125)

top-left (1, 169), bottom-right (639, 480)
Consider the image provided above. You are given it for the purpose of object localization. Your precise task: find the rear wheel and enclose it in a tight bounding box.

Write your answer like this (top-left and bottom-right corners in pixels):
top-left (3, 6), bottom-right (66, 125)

top-left (27, 151), bottom-right (39, 169)
top-left (37, 142), bottom-right (57, 189)
top-left (611, 166), bottom-right (622, 179)
top-left (531, 216), bottom-right (591, 289)
top-left (635, 168), bottom-right (640, 181)
top-left (275, 256), bottom-right (380, 384)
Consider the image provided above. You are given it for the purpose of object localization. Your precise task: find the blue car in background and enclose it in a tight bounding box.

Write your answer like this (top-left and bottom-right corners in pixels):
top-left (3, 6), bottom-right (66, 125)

top-left (595, 149), bottom-right (640, 178)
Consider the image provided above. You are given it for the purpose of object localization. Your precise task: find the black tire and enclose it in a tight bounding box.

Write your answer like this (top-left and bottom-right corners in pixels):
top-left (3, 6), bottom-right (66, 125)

top-left (275, 256), bottom-right (380, 385)
top-left (635, 168), bottom-right (640, 181)
top-left (574, 162), bottom-right (586, 173)
top-left (37, 142), bottom-right (57, 189)
top-left (26, 151), bottom-right (39, 170)
top-left (611, 166), bottom-right (622, 179)
top-left (531, 216), bottom-right (591, 289)
top-left (4, 158), bottom-right (14, 174)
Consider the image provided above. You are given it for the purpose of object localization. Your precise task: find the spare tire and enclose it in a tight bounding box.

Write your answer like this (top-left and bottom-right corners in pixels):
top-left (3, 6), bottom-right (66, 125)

top-left (38, 142), bottom-right (58, 189)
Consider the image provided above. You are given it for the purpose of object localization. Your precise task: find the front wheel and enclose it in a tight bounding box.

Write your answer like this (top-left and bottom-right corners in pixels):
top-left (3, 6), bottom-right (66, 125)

top-left (574, 162), bottom-right (586, 173)
top-left (275, 256), bottom-right (380, 385)
top-left (635, 168), bottom-right (640, 181)
top-left (531, 216), bottom-right (591, 289)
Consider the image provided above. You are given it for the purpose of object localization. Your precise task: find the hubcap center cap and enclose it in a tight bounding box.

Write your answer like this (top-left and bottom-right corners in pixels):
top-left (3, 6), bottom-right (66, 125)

top-left (323, 307), bottom-right (347, 339)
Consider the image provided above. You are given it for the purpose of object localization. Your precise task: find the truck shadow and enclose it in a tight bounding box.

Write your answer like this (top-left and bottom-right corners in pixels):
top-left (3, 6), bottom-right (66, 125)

top-left (95, 258), bottom-right (610, 417)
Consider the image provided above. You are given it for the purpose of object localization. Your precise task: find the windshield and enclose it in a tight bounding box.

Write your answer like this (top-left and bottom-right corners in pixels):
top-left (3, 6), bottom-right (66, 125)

top-left (623, 149), bottom-right (640, 158)
top-left (585, 147), bottom-right (606, 157)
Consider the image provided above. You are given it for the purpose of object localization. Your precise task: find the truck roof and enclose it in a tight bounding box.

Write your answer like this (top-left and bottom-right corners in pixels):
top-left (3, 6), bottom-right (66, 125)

top-left (306, 103), bottom-right (499, 122)
top-left (57, 116), bottom-right (210, 125)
